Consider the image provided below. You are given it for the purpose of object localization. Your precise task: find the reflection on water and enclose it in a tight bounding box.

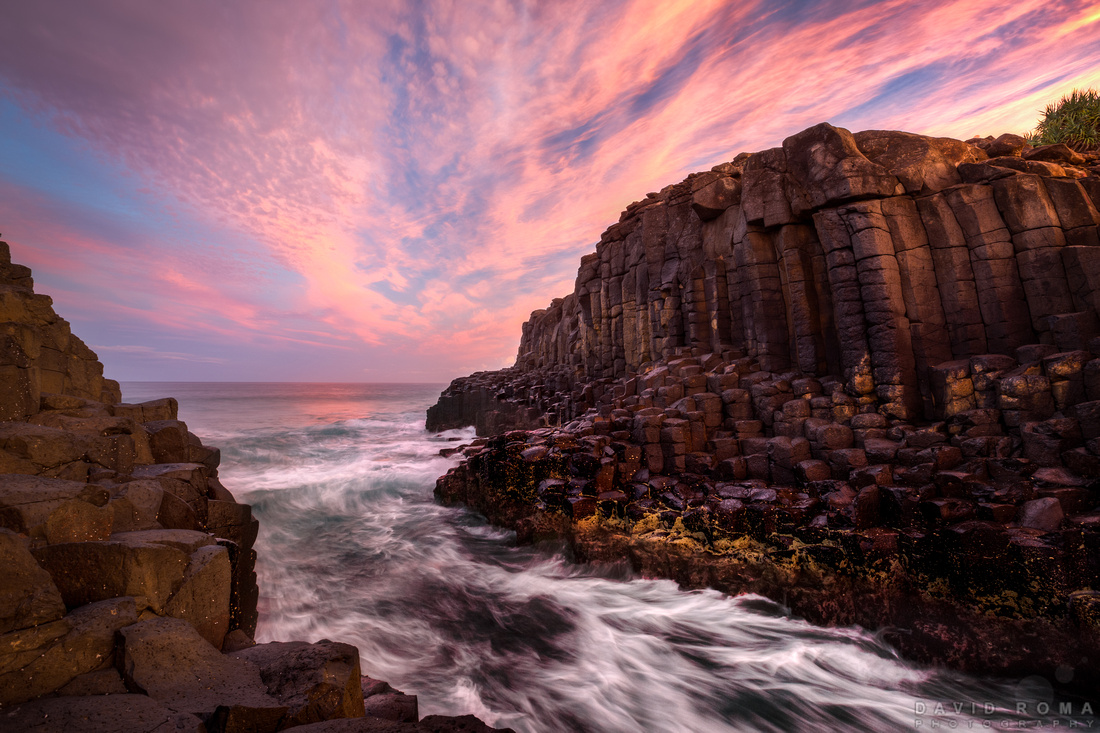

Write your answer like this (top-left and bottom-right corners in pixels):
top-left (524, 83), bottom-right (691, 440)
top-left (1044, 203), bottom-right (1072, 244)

top-left (121, 383), bottom-right (1090, 732)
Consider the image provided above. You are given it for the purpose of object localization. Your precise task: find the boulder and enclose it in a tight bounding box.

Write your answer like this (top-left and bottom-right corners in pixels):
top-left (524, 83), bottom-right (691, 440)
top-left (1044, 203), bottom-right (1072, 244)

top-left (232, 640), bottom-right (367, 726)
top-left (1018, 497), bottom-right (1064, 531)
top-left (0, 597), bottom-right (138, 705)
top-left (132, 463), bottom-right (208, 523)
top-left (0, 475), bottom-right (84, 533)
top-left (157, 490), bottom-right (201, 531)
top-left (107, 479), bottom-right (164, 532)
top-left (783, 123), bottom-right (900, 212)
top-left (362, 692), bottom-right (418, 722)
top-left (207, 499), bottom-right (256, 548)
top-left (0, 423), bottom-right (87, 474)
top-left (164, 544), bottom-right (232, 650)
top-left (853, 129), bottom-right (983, 193)
top-left (985, 133), bottom-right (1030, 158)
top-left (44, 498), bottom-right (112, 544)
top-left (691, 176), bottom-right (741, 221)
top-left (144, 420), bottom-right (191, 463)
top-left (119, 617), bottom-right (287, 731)
top-left (32, 539), bottom-right (189, 613)
top-left (1023, 143), bottom-right (1087, 166)
top-left (0, 694), bottom-right (205, 732)
top-left (0, 527), bottom-right (65, 633)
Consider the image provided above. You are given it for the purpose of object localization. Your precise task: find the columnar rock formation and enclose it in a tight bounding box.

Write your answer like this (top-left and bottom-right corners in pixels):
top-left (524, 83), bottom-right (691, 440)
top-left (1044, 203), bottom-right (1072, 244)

top-left (0, 247), bottom-right (121, 421)
top-left (513, 126), bottom-right (1099, 422)
top-left (429, 126), bottom-right (1100, 692)
top-left (0, 242), bottom-right (509, 733)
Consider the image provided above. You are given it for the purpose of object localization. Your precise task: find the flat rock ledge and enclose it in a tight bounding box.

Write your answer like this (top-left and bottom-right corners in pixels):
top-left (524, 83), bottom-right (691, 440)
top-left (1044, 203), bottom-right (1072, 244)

top-left (0, 241), bottom-right (510, 732)
top-left (429, 125), bottom-right (1100, 697)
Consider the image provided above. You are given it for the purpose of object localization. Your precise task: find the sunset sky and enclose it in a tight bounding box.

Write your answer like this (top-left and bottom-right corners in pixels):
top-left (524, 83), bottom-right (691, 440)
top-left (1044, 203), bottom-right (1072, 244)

top-left (2, 1), bottom-right (1099, 382)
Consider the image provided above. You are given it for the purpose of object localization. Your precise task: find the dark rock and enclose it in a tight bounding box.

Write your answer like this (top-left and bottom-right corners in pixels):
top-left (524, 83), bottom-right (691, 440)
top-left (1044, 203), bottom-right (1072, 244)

top-left (0, 694), bottom-right (205, 732)
top-left (1017, 497), bottom-right (1064, 531)
top-left (232, 640), bottom-right (367, 726)
top-left (0, 527), bottom-right (65, 633)
top-left (119, 617), bottom-right (287, 732)
top-left (0, 597), bottom-right (138, 705)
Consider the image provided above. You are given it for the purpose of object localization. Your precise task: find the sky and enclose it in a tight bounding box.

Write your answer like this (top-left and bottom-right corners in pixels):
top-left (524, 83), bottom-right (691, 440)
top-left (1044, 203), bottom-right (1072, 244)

top-left (1, 1), bottom-right (1099, 383)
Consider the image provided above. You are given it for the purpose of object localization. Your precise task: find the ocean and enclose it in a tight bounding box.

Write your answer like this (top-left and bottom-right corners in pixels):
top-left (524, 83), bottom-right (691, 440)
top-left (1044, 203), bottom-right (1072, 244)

top-left (120, 382), bottom-right (1064, 732)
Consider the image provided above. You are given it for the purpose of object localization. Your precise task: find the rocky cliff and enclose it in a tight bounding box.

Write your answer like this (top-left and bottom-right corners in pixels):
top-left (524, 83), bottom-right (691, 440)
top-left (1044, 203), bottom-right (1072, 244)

top-left (430, 126), bottom-right (1100, 432)
top-left (0, 242), bottom-right (509, 732)
top-left (429, 125), bottom-right (1100, 692)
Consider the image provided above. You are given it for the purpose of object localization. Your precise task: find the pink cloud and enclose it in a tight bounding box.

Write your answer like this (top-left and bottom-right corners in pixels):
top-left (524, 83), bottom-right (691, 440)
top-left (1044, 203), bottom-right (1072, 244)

top-left (1, 0), bottom-right (1097, 379)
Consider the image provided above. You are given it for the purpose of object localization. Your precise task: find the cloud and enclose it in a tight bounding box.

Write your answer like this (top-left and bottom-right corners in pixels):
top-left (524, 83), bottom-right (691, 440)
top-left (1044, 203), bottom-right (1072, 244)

top-left (93, 344), bottom-right (227, 364)
top-left (0, 0), bottom-right (1097, 380)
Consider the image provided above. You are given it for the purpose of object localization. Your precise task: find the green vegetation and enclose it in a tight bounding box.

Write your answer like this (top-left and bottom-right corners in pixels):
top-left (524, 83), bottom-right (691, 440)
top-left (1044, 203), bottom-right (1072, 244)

top-left (1027, 87), bottom-right (1100, 150)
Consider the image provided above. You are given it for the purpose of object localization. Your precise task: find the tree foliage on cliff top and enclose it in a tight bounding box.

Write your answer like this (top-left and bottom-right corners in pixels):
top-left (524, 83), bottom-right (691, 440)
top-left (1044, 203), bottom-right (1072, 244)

top-left (1027, 87), bottom-right (1100, 150)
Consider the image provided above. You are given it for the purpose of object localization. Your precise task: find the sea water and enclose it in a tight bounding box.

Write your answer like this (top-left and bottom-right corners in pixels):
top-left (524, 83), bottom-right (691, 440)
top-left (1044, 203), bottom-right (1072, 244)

top-left (120, 382), bottom-right (1075, 732)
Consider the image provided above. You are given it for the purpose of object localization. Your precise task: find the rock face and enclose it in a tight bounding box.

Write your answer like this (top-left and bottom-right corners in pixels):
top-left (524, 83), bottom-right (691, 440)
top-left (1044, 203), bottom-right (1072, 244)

top-left (429, 124), bottom-right (1100, 433)
top-left (0, 243), bottom-right (120, 422)
top-left (0, 242), bottom-right (507, 732)
top-left (428, 125), bottom-right (1100, 693)
top-left (0, 241), bottom-right (260, 709)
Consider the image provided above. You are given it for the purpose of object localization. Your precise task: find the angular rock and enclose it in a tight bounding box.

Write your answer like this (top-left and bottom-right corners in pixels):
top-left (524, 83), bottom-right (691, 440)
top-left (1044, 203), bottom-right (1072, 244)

top-left (32, 539), bottom-right (189, 613)
top-left (233, 640), bottom-right (367, 726)
top-left (119, 617), bottom-right (287, 731)
top-left (54, 666), bottom-right (128, 696)
top-left (164, 544), bottom-right (232, 649)
top-left (784, 123), bottom-right (900, 211)
top-left (0, 597), bottom-right (138, 705)
top-left (107, 479), bottom-right (164, 533)
top-left (363, 692), bottom-right (419, 722)
top-left (0, 474), bottom-right (87, 534)
top-left (0, 694), bottom-right (205, 732)
top-left (0, 527), bottom-right (65, 633)
top-left (1017, 497), bottom-right (1064, 532)
top-left (44, 498), bottom-right (112, 544)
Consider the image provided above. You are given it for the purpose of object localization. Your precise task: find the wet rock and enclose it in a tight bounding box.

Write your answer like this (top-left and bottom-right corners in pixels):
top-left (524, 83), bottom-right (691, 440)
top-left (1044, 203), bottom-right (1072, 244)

top-left (362, 692), bottom-right (419, 722)
top-left (1017, 497), bottom-right (1064, 531)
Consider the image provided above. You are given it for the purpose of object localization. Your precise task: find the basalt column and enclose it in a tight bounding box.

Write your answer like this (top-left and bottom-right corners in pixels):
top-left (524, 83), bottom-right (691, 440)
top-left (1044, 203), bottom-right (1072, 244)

top-left (510, 123), bottom-right (1100, 424)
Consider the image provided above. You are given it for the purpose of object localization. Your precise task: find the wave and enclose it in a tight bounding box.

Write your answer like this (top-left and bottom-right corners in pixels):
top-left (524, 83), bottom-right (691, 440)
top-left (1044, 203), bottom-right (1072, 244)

top-left (122, 383), bottom-right (1065, 732)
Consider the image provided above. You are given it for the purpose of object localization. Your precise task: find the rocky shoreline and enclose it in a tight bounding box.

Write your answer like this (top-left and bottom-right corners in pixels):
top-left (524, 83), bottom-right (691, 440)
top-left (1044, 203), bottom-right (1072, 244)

top-left (429, 125), bottom-right (1100, 695)
top-left (0, 241), bottom-right (510, 732)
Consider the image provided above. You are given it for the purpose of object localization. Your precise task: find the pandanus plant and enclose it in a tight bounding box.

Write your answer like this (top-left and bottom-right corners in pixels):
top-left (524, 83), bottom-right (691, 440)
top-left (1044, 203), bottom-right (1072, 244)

top-left (1027, 87), bottom-right (1100, 151)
